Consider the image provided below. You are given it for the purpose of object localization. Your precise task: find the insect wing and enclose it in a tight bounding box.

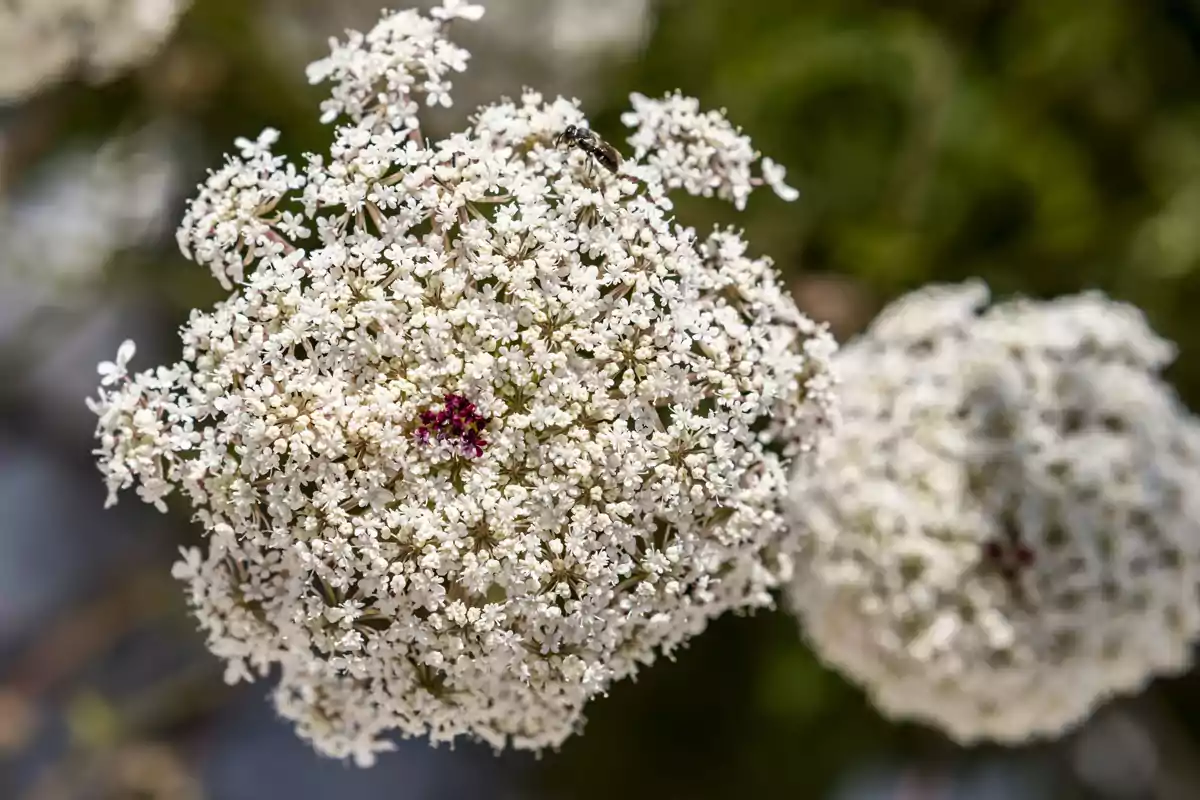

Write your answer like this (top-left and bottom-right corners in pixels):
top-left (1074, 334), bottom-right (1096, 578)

top-left (596, 141), bottom-right (623, 171)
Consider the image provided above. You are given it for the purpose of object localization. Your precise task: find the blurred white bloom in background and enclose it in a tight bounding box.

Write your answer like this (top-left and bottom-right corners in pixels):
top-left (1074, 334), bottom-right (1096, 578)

top-left (1071, 708), bottom-right (1159, 799)
top-left (89, 0), bottom-right (833, 766)
top-left (0, 127), bottom-right (180, 345)
top-left (0, 128), bottom-right (178, 283)
top-left (0, 0), bottom-right (191, 102)
top-left (543, 0), bottom-right (648, 55)
top-left (785, 280), bottom-right (1200, 744)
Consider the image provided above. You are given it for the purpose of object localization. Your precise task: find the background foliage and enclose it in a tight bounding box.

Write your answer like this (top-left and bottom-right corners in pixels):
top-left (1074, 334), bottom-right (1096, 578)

top-left (3, 0), bottom-right (1200, 797)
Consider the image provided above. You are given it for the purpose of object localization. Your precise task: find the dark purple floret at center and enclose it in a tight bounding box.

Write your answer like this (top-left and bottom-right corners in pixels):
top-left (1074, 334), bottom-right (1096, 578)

top-left (415, 394), bottom-right (490, 458)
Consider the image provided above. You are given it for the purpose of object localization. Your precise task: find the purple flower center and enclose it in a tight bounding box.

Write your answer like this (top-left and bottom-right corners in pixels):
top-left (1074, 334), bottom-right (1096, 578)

top-left (415, 394), bottom-right (489, 458)
top-left (982, 538), bottom-right (1035, 580)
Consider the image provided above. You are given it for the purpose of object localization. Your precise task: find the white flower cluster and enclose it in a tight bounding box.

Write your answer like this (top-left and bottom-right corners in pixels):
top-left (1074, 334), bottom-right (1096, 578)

top-left (785, 280), bottom-right (1200, 744)
top-left (622, 91), bottom-right (799, 209)
top-left (263, 0), bottom-right (650, 117)
top-left (0, 0), bottom-right (190, 102)
top-left (91, 1), bottom-right (835, 765)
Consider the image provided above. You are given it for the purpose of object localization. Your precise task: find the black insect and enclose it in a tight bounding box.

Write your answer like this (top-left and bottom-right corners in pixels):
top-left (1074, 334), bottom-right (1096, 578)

top-left (555, 124), bottom-right (623, 174)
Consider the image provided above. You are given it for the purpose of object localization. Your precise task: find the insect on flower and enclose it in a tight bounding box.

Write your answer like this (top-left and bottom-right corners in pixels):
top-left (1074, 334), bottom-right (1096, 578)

top-left (555, 124), bottom-right (623, 173)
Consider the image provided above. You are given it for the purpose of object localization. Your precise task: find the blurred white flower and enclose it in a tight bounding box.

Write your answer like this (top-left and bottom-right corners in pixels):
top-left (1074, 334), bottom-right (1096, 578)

top-left (430, 0), bottom-right (485, 22)
top-left (1071, 708), bottom-right (1159, 799)
top-left (785, 280), bottom-right (1200, 744)
top-left (542, 0), bottom-right (648, 58)
top-left (0, 0), bottom-right (190, 102)
top-left (0, 128), bottom-right (179, 286)
top-left (91, 0), bottom-right (836, 765)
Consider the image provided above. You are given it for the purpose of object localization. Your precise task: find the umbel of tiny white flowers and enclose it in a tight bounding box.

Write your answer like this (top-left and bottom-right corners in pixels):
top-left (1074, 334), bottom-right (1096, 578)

top-left (784, 280), bottom-right (1200, 744)
top-left (88, 0), bottom-right (836, 767)
top-left (0, 0), bottom-right (190, 102)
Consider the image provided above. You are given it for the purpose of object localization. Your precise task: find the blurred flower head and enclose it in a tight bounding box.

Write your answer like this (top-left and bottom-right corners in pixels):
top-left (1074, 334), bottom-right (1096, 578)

top-left (89, 0), bottom-right (834, 765)
top-left (0, 0), bottom-right (190, 102)
top-left (0, 127), bottom-right (179, 286)
top-left (785, 280), bottom-right (1200, 743)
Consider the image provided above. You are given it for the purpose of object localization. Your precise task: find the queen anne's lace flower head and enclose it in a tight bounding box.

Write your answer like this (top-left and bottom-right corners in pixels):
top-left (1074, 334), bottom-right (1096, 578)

top-left (0, 0), bottom-right (189, 102)
top-left (91, 1), bottom-right (835, 765)
top-left (785, 280), bottom-right (1200, 744)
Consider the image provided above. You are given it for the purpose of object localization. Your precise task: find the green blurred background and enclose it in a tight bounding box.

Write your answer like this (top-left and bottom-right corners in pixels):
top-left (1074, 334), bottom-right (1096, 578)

top-left (4, 1), bottom-right (1200, 797)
